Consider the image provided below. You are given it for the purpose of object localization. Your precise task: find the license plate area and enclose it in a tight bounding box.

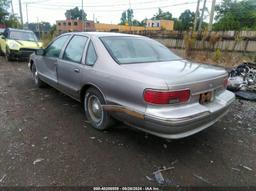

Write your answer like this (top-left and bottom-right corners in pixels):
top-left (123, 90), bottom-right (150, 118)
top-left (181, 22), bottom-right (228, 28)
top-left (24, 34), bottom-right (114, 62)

top-left (199, 91), bottom-right (213, 105)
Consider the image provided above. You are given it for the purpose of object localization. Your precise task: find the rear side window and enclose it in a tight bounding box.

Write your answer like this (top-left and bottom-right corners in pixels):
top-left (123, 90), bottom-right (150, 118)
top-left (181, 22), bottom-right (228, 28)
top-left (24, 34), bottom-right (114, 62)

top-left (63, 35), bottom-right (88, 63)
top-left (85, 41), bottom-right (97, 66)
top-left (45, 35), bottom-right (70, 58)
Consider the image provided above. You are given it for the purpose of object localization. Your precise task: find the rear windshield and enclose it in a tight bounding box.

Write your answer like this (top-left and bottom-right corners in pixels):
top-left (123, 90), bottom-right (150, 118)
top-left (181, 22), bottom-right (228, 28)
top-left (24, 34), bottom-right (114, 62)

top-left (9, 31), bottom-right (38, 42)
top-left (100, 36), bottom-right (181, 64)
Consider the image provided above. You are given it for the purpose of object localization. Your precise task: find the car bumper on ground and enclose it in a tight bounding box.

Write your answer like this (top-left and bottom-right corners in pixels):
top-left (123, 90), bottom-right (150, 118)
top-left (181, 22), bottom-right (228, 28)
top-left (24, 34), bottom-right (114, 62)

top-left (9, 48), bottom-right (37, 59)
top-left (105, 89), bottom-right (235, 139)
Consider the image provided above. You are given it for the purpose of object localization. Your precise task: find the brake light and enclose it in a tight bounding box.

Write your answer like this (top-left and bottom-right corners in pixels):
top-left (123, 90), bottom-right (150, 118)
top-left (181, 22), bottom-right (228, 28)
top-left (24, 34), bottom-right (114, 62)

top-left (224, 78), bottom-right (228, 88)
top-left (144, 89), bottom-right (190, 104)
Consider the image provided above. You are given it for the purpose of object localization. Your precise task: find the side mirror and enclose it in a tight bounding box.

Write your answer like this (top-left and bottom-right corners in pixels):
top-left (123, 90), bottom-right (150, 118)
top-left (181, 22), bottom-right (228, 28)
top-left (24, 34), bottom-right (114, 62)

top-left (36, 49), bottom-right (45, 56)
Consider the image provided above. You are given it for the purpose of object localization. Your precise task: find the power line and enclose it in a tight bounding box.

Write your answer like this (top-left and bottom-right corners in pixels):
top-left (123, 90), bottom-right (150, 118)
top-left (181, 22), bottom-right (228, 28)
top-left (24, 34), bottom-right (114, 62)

top-left (28, 1), bottom-right (199, 12)
top-left (21, 0), bottom-right (198, 8)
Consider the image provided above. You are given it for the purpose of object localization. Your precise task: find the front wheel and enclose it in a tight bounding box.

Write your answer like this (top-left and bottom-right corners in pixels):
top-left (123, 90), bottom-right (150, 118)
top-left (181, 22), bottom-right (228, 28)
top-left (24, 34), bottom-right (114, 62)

top-left (5, 47), bottom-right (13, 61)
top-left (0, 47), bottom-right (4, 56)
top-left (31, 64), bottom-right (45, 88)
top-left (84, 88), bottom-right (113, 130)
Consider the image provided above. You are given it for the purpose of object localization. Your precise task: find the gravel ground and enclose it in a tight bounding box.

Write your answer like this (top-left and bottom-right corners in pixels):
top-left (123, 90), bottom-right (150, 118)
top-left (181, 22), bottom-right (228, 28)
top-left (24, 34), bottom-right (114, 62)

top-left (0, 58), bottom-right (256, 187)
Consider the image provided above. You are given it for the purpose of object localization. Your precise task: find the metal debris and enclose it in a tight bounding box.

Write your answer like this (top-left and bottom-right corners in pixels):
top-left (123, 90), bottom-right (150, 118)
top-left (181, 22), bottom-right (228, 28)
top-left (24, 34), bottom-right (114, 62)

top-left (153, 171), bottom-right (165, 184)
top-left (193, 174), bottom-right (211, 184)
top-left (33, 158), bottom-right (44, 165)
top-left (145, 176), bottom-right (153, 181)
top-left (171, 160), bottom-right (178, 166)
top-left (228, 62), bottom-right (256, 101)
top-left (231, 168), bottom-right (241, 172)
top-left (235, 91), bottom-right (256, 101)
top-left (152, 167), bottom-right (174, 184)
top-left (0, 174), bottom-right (6, 183)
top-left (241, 165), bottom-right (253, 171)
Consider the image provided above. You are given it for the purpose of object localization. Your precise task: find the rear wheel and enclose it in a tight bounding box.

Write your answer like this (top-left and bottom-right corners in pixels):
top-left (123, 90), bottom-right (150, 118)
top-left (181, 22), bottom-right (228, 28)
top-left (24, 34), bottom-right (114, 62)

top-left (31, 64), bottom-right (45, 88)
top-left (84, 88), bottom-right (113, 130)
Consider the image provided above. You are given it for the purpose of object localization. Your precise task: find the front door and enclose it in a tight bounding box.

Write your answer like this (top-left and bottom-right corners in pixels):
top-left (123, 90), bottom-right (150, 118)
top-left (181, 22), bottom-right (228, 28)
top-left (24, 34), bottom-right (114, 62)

top-left (37, 35), bottom-right (70, 88)
top-left (57, 35), bottom-right (89, 99)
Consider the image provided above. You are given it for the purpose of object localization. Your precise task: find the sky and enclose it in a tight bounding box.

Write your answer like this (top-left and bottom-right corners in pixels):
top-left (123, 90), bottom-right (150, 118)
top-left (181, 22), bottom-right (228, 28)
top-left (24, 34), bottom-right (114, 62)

top-left (11, 0), bottom-right (223, 25)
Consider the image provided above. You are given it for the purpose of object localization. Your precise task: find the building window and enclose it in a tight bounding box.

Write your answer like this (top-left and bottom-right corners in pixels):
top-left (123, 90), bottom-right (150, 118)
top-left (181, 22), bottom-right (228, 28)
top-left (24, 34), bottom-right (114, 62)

top-left (58, 22), bottom-right (61, 26)
top-left (74, 22), bottom-right (78, 26)
top-left (63, 22), bottom-right (66, 26)
top-left (68, 22), bottom-right (71, 26)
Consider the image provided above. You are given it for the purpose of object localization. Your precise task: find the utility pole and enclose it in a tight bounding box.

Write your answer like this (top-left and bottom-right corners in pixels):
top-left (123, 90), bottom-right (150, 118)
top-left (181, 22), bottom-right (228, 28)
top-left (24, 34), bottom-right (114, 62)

top-left (11, 0), bottom-right (14, 15)
top-left (37, 17), bottom-right (40, 39)
top-left (82, 0), bottom-right (85, 31)
top-left (26, 3), bottom-right (29, 28)
top-left (208, 0), bottom-right (216, 31)
top-left (129, 0), bottom-right (132, 33)
top-left (198, 0), bottom-right (207, 32)
top-left (193, 0), bottom-right (200, 31)
top-left (19, 0), bottom-right (24, 28)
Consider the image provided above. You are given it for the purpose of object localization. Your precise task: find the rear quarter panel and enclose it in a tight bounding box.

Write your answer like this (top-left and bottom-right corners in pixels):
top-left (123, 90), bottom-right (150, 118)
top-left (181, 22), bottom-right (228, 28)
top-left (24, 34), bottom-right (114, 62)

top-left (80, 36), bottom-right (168, 114)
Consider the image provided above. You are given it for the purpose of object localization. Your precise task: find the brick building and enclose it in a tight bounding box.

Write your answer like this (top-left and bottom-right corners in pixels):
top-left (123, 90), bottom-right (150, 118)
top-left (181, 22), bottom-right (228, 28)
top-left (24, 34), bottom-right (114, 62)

top-left (146, 20), bottom-right (174, 31)
top-left (56, 19), bottom-right (95, 33)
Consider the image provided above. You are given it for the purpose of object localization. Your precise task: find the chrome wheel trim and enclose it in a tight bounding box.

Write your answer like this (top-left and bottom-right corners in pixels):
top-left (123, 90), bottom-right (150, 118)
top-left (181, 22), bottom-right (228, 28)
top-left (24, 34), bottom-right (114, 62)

top-left (87, 95), bottom-right (103, 123)
top-left (32, 66), bottom-right (38, 84)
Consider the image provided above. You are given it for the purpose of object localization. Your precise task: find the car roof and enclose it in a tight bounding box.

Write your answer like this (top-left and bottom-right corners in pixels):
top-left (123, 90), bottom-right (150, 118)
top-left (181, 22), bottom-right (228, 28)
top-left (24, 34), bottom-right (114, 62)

top-left (63, 31), bottom-right (144, 38)
top-left (7, 28), bottom-right (34, 33)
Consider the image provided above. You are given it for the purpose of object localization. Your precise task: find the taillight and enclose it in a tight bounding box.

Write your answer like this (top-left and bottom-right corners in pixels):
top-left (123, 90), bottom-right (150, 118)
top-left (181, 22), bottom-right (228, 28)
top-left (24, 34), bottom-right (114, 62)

top-left (144, 89), bottom-right (190, 104)
top-left (224, 78), bottom-right (228, 88)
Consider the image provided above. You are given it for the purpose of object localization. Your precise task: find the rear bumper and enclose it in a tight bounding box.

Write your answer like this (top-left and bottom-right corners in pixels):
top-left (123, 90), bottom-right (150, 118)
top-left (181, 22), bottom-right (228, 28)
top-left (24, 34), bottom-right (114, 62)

top-left (107, 90), bottom-right (235, 139)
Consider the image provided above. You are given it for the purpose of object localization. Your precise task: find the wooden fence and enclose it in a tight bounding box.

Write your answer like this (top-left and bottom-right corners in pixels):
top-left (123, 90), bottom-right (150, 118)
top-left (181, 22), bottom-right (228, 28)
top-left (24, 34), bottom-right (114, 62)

top-left (123, 30), bottom-right (256, 52)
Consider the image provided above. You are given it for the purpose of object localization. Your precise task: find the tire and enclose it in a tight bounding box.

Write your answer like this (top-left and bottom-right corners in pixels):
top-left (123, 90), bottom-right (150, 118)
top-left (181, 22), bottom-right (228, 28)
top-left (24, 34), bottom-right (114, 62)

top-left (31, 63), bottom-right (45, 88)
top-left (84, 88), bottom-right (113, 130)
top-left (0, 47), bottom-right (4, 56)
top-left (5, 47), bottom-right (13, 61)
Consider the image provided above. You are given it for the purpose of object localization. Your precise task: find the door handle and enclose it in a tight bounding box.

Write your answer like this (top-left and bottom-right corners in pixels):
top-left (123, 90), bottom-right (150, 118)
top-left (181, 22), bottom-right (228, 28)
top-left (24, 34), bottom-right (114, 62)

top-left (74, 68), bottom-right (80, 73)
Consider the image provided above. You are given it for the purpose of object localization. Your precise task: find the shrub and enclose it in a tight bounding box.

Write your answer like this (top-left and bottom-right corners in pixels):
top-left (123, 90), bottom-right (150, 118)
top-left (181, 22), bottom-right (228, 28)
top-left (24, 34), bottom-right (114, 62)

top-left (213, 48), bottom-right (222, 63)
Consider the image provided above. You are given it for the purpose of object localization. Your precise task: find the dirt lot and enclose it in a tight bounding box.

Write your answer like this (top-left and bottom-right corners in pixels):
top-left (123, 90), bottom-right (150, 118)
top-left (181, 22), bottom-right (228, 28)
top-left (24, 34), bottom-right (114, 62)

top-left (0, 57), bottom-right (256, 187)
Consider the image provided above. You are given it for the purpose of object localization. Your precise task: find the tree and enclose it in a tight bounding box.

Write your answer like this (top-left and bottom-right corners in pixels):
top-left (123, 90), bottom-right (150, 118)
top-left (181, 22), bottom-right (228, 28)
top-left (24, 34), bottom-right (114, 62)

top-left (214, 0), bottom-right (256, 30)
top-left (120, 11), bottom-right (127, 25)
top-left (179, 9), bottom-right (195, 30)
top-left (132, 19), bottom-right (143, 26)
top-left (5, 14), bottom-right (21, 28)
top-left (28, 22), bottom-right (51, 32)
top-left (152, 8), bottom-right (172, 20)
top-left (0, 0), bottom-right (10, 23)
top-left (119, 9), bottom-right (134, 25)
top-left (173, 10), bottom-right (196, 31)
top-left (0, 0), bottom-right (21, 28)
top-left (127, 9), bottom-right (133, 25)
top-left (65, 6), bottom-right (87, 20)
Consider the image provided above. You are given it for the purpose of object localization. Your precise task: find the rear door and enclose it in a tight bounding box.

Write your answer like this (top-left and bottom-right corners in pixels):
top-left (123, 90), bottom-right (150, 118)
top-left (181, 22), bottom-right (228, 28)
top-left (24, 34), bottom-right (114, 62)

top-left (57, 35), bottom-right (89, 99)
top-left (36, 34), bottom-right (70, 87)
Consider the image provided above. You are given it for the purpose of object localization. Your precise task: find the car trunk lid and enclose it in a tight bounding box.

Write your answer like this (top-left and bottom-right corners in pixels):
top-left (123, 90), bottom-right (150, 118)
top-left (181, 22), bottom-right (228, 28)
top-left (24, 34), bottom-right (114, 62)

top-left (122, 60), bottom-right (228, 95)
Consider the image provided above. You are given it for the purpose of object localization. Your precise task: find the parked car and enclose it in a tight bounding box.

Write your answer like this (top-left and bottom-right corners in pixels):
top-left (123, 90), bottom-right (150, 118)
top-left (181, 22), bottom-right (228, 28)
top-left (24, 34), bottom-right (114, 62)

top-left (0, 28), bottom-right (43, 61)
top-left (28, 32), bottom-right (235, 139)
